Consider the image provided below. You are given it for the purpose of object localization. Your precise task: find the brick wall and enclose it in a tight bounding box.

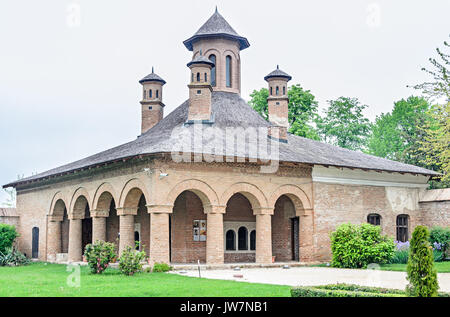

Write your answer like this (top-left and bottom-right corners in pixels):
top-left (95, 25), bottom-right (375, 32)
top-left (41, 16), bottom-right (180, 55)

top-left (272, 195), bottom-right (296, 262)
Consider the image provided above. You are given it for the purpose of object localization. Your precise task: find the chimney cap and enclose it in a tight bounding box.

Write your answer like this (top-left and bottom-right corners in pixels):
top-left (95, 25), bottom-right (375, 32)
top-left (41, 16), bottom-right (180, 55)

top-left (139, 68), bottom-right (167, 85)
top-left (264, 66), bottom-right (292, 82)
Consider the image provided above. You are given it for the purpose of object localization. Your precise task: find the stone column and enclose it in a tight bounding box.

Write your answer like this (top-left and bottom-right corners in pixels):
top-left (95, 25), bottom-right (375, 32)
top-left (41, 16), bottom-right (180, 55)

top-left (255, 208), bottom-right (273, 264)
top-left (68, 217), bottom-right (82, 262)
top-left (205, 205), bottom-right (225, 265)
top-left (148, 205), bottom-right (171, 265)
top-left (117, 208), bottom-right (137, 256)
top-left (47, 215), bottom-right (62, 262)
top-left (299, 209), bottom-right (314, 262)
top-left (91, 210), bottom-right (108, 243)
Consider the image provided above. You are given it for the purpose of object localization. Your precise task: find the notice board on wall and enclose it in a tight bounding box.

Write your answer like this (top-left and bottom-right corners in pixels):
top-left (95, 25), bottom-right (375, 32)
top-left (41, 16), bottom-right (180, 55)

top-left (193, 220), bottom-right (207, 241)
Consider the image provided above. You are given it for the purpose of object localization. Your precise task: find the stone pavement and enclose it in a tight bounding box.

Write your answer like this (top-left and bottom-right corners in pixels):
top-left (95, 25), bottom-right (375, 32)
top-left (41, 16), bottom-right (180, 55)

top-left (173, 266), bottom-right (450, 292)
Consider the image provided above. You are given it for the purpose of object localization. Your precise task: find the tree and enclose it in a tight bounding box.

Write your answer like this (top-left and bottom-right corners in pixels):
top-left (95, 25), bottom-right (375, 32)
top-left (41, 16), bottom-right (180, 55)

top-left (2, 188), bottom-right (16, 208)
top-left (318, 97), bottom-right (371, 151)
top-left (249, 84), bottom-right (320, 140)
top-left (406, 226), bottom-right (439, 297)
top-left (366, 96), bottom-right (434, 167)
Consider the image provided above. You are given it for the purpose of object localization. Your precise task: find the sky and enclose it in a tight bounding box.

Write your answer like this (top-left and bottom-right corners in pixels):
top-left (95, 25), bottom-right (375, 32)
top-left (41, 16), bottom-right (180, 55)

top-left (0, 0), bottom-right (449, 206)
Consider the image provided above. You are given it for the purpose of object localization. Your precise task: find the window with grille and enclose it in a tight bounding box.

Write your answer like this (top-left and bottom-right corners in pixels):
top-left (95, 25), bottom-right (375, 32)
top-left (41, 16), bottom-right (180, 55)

top-left (396, 215), bottom-right (409, 242)
top-left (367, 214), bottom-right (381, 226)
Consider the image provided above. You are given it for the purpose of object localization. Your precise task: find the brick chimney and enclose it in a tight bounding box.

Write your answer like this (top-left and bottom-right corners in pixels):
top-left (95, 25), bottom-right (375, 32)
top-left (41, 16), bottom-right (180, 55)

top-left (264, 65), bottom-right (292, 143)
top-left (186, 52), bottom-right (215, 123)
top-left (139, 68), bottom-right (166, 134)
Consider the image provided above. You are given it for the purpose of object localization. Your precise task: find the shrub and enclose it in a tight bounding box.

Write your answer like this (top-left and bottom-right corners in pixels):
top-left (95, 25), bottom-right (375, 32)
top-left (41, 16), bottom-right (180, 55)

top-left (83, 240), bottom-right (116, 274)
top-left (0, 224), bottom-right (19, 254)
top-left (0, 247), bottom-right (30, 266)
top-left (330, 223), bottom-right (395, 268)
top-left (152, 262), bottom-right (172, 273)
top-left (406, 226), bottom-right (439, 297)
top-left (429, 226), bottom-right (450, 260)
top-left (118, 246), bottom-right (146, 276)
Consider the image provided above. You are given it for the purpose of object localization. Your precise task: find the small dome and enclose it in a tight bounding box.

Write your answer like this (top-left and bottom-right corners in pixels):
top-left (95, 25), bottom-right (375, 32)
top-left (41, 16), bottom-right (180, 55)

top-left (139, 68), bottom-right (166, 85)
top-left (187, 54), bottom-right (215, 68)
top-left (264, 65), bottom-right (292, 82)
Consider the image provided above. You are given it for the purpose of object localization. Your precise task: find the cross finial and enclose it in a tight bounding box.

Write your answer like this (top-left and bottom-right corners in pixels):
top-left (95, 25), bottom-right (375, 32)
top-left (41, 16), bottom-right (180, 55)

top-left (277, 65), bottom-right (279, 70)
top-left (152, 66), bottom-right (154, 73)
top-left (215, 5), bottom-right (218, 13)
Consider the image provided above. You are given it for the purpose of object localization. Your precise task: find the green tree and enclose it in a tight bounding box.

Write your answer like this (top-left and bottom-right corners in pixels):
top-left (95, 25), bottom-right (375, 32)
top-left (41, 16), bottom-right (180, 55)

top-left (318, 97), bottom-right (371, 151)
top-left (366, 96), bottom-right (434, 167)
top-left (406, 226), bottom-right (439, 297)
top-left (249, 84), bottom-right (320, 140)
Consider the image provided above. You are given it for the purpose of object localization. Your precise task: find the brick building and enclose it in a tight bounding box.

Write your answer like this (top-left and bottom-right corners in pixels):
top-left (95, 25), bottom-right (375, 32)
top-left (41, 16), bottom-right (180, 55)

top-left (3, 9), bottom-right (448, 265)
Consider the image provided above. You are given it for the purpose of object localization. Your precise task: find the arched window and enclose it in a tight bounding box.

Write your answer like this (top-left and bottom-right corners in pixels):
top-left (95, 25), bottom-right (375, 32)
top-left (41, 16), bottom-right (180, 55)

top-left (204, 73), bottom-right (208, 82)
top-left (238, 226), bottom-right (248, 250)
top-left (270, 87), bottom-right (273, 96)
top-left (226, 230), bottom-right (236, 251)
top-left (156, 90), bottom-right (159, 98)
top-left (226, 55), bottom-right (232, 87)
top-left (276, 86), bottom-right (279, 95)
top-left (149, 89), bottom-right (153, 98)
top-left (209, 54), bottom-right (216, 87)
top-left (367, 214), bottom-right (381, 226)
top-left (197, 72), bottom-right (200, 82)
top-left (143, 90), bottom-right (146, 99)
top-left (396, 215), bottom-right (409, 242)
top-left (32, 227), bottom-right (39, 259)
top-left (250, 230), bottom-right (256, 251)
top-left (283, 86), bottom-right (286, 95)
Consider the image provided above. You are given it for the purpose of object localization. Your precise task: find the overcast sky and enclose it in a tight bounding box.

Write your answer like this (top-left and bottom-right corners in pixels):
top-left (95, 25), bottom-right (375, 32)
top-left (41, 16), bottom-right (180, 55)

top-left (1, 0), bottom-right (449, 205)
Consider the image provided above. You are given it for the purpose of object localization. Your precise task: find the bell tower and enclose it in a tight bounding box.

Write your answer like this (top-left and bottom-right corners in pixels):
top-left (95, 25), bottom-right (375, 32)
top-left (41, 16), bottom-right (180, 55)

top-left (139, 68), bottom-right (166, 134)
top-left (264, 65), bottom-right (292, 143)
top-left (183, 8), bottom-right (250, 95)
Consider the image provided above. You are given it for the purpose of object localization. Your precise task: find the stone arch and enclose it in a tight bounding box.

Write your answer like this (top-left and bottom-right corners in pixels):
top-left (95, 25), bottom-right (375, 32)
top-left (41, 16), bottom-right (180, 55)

top-left (220, 182), bottom-right (268, 211)
top-left (69, 188), bottom-right (91, 218)
top-left (92, 182), bottom-right (118, 211)
top-left (118, 178), bottom-right (150, 208)
top-left (49, 192), bottom-right (67, 217)
top-left (167, 179), bottom-right (219, 208)
top-left (269, 185), bottom-right (312, 215)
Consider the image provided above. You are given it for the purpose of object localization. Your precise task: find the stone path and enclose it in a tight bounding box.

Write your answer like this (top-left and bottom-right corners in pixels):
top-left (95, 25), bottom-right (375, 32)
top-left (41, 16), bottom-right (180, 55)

top-left (173, 266), bottom-right (450, 292)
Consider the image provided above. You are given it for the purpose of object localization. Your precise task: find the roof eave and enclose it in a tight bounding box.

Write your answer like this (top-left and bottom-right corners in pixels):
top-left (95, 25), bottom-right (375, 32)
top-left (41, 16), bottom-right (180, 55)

top-left (183, 33), bottom-right (250, 51)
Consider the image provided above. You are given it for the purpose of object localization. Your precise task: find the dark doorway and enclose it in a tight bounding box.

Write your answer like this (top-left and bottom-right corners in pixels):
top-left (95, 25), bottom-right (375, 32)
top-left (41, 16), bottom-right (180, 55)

top-left (82, 206), bottom-right (92, 254)
top-left (32, 227), bottom-right (39, 259)
top-left (291, 217), bottom-right (299, 261)
top-left (134, 231), bottom-right (140, 250)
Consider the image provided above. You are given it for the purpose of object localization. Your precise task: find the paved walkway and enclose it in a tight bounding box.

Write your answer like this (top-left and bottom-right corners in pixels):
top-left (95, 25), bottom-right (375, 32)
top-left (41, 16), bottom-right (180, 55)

top-left (173, 267), bottom-right (450, 292)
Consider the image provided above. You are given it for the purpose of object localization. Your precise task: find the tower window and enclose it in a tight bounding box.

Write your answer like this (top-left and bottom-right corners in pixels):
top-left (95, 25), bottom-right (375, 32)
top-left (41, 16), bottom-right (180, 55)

top-left (156, 90), bottom-right (159, 98)
top-left (205, 73), bottom-right (207, 82)
top-left (143, 90), bottom-right (146, 99)
top-left (149, 90), bottom-right (153, 98)
top-left (226, 55), bottom-right (232, 88)
top-left (197, 90), bottom-right (202, 95)
top-left (283, 86), bottom-right (286, 95)
top-left (209, 54), bottom-right (216, 87)
top-left (276, 86), bottom-right (279, 95)
top-left (191, 73), bottom-right (194, 83)
top-left (270, 87), bottom-right (273, 95)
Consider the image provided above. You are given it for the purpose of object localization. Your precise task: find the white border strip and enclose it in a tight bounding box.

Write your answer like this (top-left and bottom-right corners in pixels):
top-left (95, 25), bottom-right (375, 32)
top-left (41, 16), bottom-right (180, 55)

top-left (312, 176), bottom-right (429, 188)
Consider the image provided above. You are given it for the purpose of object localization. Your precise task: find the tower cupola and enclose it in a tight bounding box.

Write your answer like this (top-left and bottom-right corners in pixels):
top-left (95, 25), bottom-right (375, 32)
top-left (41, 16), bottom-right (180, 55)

top-left (139, 67), bottom-right (166, 134)
top-left (264, 65), bottom-right (292, 142)
top-left (183, 8), bottom-right (249, 95)
top-left (186, 52), bottom-right (215, 123)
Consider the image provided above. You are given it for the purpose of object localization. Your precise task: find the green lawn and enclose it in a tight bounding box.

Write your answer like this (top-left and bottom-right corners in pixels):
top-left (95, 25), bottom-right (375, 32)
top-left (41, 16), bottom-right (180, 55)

top-left (380, 261), bottom-right (450, 273)
top-left (0, 263), bottom-right (291, 297)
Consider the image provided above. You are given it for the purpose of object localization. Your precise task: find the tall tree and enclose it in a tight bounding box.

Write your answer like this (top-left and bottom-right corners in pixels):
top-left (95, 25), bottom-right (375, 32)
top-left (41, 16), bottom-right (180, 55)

top-left (318, 97), bottom-right (371, 151)
top-left (249, 84), bottom-right (320, 140)
top-left (366, 96), bottom-right (434, 167)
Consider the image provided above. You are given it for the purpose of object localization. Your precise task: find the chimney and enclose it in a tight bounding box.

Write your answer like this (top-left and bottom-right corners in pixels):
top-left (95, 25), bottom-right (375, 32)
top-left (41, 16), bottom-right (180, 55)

top-left (186, 52), bottom-right (215, 124)
top-left (139, 67), bottom-right (166, 134)
top-left (264, 65), bottom-right (292, 143)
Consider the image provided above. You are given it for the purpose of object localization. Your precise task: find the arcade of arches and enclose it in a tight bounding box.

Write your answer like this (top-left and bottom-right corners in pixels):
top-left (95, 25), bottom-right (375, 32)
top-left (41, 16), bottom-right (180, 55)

top-left (46, 178), bottom-right (313, 265)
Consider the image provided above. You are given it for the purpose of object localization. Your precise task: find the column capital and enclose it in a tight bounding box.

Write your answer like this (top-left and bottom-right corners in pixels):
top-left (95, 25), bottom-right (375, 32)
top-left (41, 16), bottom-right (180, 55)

top-left (116, 207), bottom-right (138, 216)
top-left (253, 207), bottom-right (274, 216)
top-left (90, 209), bottom-right (109, 218)
top-left (298, 208), bottom-right (313, 217)
top-left (204, 205), bottom-right (226, 214)
top-left (146, 204), bottom-right (173, 214)
top-left (68, 214), bottom-right (84, 221)
top-left (48, 215), bottom-right (63, 222)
